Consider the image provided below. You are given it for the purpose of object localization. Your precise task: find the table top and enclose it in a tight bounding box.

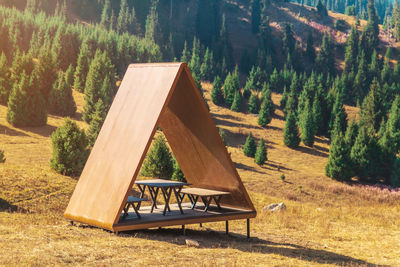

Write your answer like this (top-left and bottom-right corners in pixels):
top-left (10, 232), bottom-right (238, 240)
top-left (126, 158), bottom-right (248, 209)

top-left (135, 179), bottom-right (188, 187)
top-left (181, 187), bottom-right (230, 197)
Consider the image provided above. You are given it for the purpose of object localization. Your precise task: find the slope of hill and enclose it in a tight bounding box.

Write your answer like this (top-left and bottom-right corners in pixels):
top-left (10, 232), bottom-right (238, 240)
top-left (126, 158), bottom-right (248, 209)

top-left (0, 86), bottom-right (399, 265)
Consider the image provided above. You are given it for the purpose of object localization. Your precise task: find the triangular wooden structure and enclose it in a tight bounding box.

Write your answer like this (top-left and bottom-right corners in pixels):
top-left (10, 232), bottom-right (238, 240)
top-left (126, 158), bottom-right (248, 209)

top-left (64, 63), bottom-right (256, 232)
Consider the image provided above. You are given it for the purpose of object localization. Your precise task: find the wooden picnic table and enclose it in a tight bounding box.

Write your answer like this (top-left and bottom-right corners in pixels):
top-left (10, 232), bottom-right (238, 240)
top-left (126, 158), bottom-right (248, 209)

top-left (180, 187), bottom-right (230, 212)
top-left (135, 179), bottom-right (189, 216)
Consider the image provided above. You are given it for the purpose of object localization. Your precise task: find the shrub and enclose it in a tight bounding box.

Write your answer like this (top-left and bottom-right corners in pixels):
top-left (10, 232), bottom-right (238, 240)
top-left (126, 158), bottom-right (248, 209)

top-left (141, 135), bottom-right (174, 179)
top-left (219, 128), bottom-right (227, 146)
top-left (243, 133), bottom-right (256, 157)
top-left (50, 119), bottom-right (89, 176)
top-left (255, 138), bottom-right (267, 165)
top-left (172, 157), bottom-right (186, 182)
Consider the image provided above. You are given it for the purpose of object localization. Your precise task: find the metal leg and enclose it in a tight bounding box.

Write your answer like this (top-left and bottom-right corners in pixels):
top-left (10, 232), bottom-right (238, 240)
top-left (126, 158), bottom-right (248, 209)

top-left (201, 196), bottom-right (212, 212)
top-left (173, 186), bottom-right (184, 214)
top-left (161, 187), bottom-right (173, 216)
top-left (182, 225), bottom-right (186, 235)
top-left (213, 195), bottom-right (223, 210)
top-left (70, 221), bottom-right (74, 226)
top-left (132, 202), bottom-right (141, 219)
top-left (149, 187), bottom-right (159, 212)
top-left (136, 185), bottom-right (146, 209)
top-left (199, 223), bottom-right (202, 227)
top-left (226, 221), bottom-right (229, 235)
top-left (247, 219), bottom-right (250, 239)
top-left (191, 196), bottom-right (199, 209)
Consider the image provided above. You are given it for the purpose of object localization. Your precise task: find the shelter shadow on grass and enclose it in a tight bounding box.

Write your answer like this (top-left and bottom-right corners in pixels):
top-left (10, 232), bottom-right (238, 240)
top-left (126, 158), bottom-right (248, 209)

top-left (296, 145), bottom-right (329, 158)
top-left (0, 124), bottom-right (29, 137)
top-left (121, 228), bottom-right (378, 266)
top-left (234, 162), bottom-right (266, 174)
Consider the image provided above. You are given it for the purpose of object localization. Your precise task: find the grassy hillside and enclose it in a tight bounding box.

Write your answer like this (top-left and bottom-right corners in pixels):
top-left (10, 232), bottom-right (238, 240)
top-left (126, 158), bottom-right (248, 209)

top-left (0, 85), bottom-right (399, 265)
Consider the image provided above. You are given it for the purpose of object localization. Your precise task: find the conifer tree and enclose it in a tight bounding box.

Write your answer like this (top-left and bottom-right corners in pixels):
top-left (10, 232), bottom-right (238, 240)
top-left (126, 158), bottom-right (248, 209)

top-left (32, 44), bottom-right (57, 99)
top-left (0, 52), bottom-right (11, 105)
top-left (280, 86), bottom-right (288, 109)
top-left (65, 64), bottom-right (74, 89)
top-left (392, 0), bottom-right (400, 40)
top-left (73, 42), bottom-right (90, 93)
top-left (7, 71), bottom-right (47, 127)
top-left (83, 50), bottom-right (115, 123)
top-left (100, 0), bottom-right (111, 29)
top-left (354, 51), bottom-right (368, 102)
top-left (388, 95), bottom-right (400, 153)
top-left (200, 48), bottom-right (214, 81)
top-left (255, 138), bottom-right (267, 165)
top-left (325, 132), bottom-right (353, 181)
top-left (269, 68), bottom-right (281, 93)
top-left (87, 99), bottom-right (108, 147)
top-left (345, 119), bottom-right (359, 147)
top-left (312, 89), bottom-right (324, 136)
top-left (231, 90), bottom-right (242, 111)
top-left (145, 1), bottom-right (161, 43)
top-left (329, 93), bottom-right (348, 136)
top-left (300, 99), bottom-right (315, 147)
top-left (283, 111), bottom-right (300, 148)
top-left (117, 0), bottom-right (131, 34)
top-left (258, 97), bottom-right (271, 126)
top-left (141, 135), bottom-right (174, 179)
top-left (359, 78), bottom-right (385, 132)
top-left (344, 27), bottom-right (359, 73)
top-left (248, 93), bottom-right (259, 114)
top-left (316, 33), bottom-right (335, 75)
top-left (350, 125), bottom-right (381, 182)
top-left (219, 128), bottom-right (227, 146)
top-left (50, 119), bottom-right (89, 176)
top-left (172, 156), bottom-right (186, 182)
top-left (261, 82), bottom-right (274, 116)
top-left (211, 76), bottom-right (224, 106)
top-left (180, 41), bottom-right (190, 63)
top-left (243, 133), bottom-right (257, 157)
top-left (282, 23), bottom-right (295, 56)
top-left (189, 37), bottom-right (201, 77)
top-left (223, 73), bottom-right (235, 107)
top-left (48, 71), bottom-right (76, 116)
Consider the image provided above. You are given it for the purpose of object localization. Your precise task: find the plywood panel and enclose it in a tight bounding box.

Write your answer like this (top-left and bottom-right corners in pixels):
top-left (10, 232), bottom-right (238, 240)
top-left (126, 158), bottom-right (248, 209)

top-left (64, 63), bottom-right (183, 230)
top-left (160, 68), bottom-right (255, 210)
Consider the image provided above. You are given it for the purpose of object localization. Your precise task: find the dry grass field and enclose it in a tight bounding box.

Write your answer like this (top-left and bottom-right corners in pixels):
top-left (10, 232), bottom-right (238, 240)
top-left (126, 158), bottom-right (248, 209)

top-left (0, 84), bottom-right (400, 266)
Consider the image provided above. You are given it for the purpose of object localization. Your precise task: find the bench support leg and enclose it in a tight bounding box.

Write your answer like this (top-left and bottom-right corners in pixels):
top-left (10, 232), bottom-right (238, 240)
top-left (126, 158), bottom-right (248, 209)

top-left (182, 225), bottom-right (186, 235)
top-left (226, 221), bottom-right (229, 235)
top-left (247, 219), bottom-right (250, 239)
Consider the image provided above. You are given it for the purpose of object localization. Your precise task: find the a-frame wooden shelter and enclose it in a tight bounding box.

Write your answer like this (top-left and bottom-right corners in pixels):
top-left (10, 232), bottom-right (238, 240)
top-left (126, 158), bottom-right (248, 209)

top-left (64, 63), bottom-right (256, 232)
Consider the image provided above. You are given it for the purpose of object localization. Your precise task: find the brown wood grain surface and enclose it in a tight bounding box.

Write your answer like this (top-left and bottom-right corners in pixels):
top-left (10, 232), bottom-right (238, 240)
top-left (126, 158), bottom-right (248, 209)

top-left (64, 63), bottom-right (255, 231)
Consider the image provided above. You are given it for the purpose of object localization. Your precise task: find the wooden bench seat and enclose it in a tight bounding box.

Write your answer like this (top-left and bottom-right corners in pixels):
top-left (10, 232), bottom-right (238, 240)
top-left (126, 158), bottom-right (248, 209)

top-left (180, 188), bottom-right (230, 212)
top-left (122, 196), bottom-right (145, 219)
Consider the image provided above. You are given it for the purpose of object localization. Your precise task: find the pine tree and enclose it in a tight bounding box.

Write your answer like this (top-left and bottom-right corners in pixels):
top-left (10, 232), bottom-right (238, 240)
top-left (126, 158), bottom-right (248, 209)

top-left (172, 156), bottom-right (186, 182)
top-left (344, 27), bottom-right (359, 73)
top-left (141, 135), bottom-right (174, 179)
top-left (350, 125), bottom-right (381, 182)
top-left (316, 0), bottom-right (328, 16)
top-left (87, 99), bottom-right (108, 147)
top-left (283, 111), bottom-right (300, 148)
top-left (345, 119), bottom-right (359, 147)
top-left (73, 41), bottom-right (90, 93)
top-left (223, 73), bottom-right (235, 107)
top-left (261, 82), bottom-right (274, 115)
top-left (255, 138), bottom-right (267, 165)
top-left (280, 86), bottom-right (288, 109)
top-left (50, 118), bottom-right (89, 176)
top-left (392, 0), bottom-right (400, 40)
top-left (359, 78), bottom-right (385, 132)
top-left (312, 89), bottom-right (323, 136)
top-left (258, 97), bottom-right (271, 126)
top-left (65, 64), bottom-right (74, 89)
top-left (83, 50), bottom-right (115, 123)
top-left (354, 51), bottom-right (368, 102)
top-left (316, 33), bottom-right (335, 75)
top-left (180, 41), bottom-right (190, 63)
top-left (145, 2), bottom-right (161, 43)
top-left (300, 99), bottom-right (315, 147)
top-left (219, 128), bottom-right (227, 146)
top-left (243, 133), bottom-right (257, 157)
top-left (189, 37), bottom-right (201, 77)
top-left (282, 23), bottom-right (295, 56)
top-left (117, 0), bottom-right (130, 33)
top-left (100, 0), bottom-right (111, 29)
top-left (48, 71), bottom-right (76, 116)
top-left (211, 76), bottom-right (224, 106)
top-left (0, 52), bottom-right (11, 105)
top-left (269, 68), bottom-right (281, 93)
top-left (248, 93), bottom-right (259, 114)
top-left (325, 132), bottom-right (353, 181)
top-left (231, 90), bottom-right (242, 111)
top-left (33, 44), bottom-right (57, 99)
top-left (200, 48), bottom-right (214, 81)
top-left (388, 95), bottom-right (400, 153)
top-left (329, 93), bottom-right (348, 136)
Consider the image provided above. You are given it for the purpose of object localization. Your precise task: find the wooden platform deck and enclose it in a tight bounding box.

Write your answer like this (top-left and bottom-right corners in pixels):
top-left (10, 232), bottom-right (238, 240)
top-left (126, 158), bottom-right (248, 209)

top-left (114, 202), bottom-right (256, 232)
